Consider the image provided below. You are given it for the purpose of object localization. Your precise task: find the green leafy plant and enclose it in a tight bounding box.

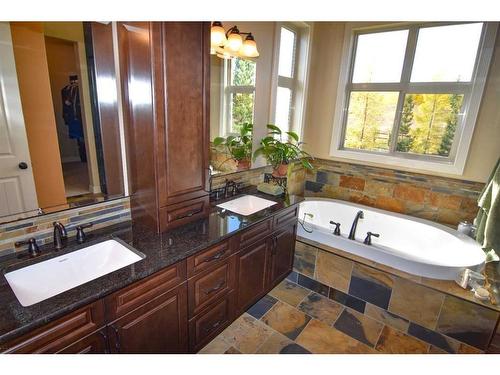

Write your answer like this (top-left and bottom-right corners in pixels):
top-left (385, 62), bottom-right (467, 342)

top-left (212, 123), bottom-right (253, 169)
top-left (253, 124), bottom-right (313, 173)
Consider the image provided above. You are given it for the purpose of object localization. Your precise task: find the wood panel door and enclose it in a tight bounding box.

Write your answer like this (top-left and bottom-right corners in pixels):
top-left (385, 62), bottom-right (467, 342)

top-left (269, 223), bottom-right (297, 287)
top-left (107, 283), bottom-right (188, 354)
top-left (157, 22), bottom-right (210, 206)
top-left (236, 237), bottom-right (271, 313)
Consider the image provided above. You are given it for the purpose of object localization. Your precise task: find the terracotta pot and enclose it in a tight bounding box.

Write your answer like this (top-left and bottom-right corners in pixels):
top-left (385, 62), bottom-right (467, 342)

top-left (272, 163), bottom-right (289, 177)
top-left (236, 159), bottom-right (251, 171)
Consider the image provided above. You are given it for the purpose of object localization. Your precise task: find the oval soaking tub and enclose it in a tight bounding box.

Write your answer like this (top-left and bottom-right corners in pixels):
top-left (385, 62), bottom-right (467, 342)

top-left (298, 198), bottom-right (485, 280)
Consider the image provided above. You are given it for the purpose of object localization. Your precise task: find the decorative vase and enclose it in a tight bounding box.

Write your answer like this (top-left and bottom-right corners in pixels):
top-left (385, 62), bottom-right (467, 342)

top-left (272, 163), bottom-right (288, 177)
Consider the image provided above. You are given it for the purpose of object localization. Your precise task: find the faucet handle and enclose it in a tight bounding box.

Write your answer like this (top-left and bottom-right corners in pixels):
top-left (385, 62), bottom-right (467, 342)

top-left (15, 238), bottom-right (41, 257)
top-left (76, 222), bottom-right (93, 244)
top-left (363, 232), bottom-right (380, 245)
top-left (329, 221), bottom-right (341, 236)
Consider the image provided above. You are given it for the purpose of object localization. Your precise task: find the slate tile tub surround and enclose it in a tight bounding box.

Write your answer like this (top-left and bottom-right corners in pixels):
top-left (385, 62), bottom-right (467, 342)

top-left (304, 158), bottom-right (484, 227)
top-left (292, 239), bottom-right (500, 353)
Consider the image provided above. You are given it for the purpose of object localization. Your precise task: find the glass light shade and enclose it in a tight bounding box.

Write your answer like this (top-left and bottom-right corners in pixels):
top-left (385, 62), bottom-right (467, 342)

top-left (241, 38), bottom-right (259, 58)
top-left (211, 24), bottom-right (227, 47)
top-left (227, 32), bottom-right (243, 52)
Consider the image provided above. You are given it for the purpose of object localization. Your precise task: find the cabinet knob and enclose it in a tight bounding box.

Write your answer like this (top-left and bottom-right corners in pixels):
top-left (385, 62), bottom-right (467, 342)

top-left (18, 162), bottom-right (28, 170)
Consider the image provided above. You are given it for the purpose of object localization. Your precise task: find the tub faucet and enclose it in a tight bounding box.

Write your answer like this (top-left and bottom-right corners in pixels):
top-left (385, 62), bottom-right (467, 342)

top-left (348, 210), bottom-right (364, 240)
top-left (53, 221), bottom-right (68, 250)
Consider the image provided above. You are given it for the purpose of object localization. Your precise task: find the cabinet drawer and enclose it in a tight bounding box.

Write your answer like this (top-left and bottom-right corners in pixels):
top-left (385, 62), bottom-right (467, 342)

top-left (188, 256), bottom-right (236, 317)
top-left (160, 195), bottom-right (209, 231)
top-left (273, 205), bottom-right (298, 229)
top-left (187, 240), bottom-right (233, 277)
top-left (57, 330), bottom-right (108, 354)
top-left (105, 261), bottom-right (186, 321)
top-left (239, 218), bottom-right (272, 249)
top-left (2, 301), bottom-right (105, 354)
top-left (189, 292), bottom-right (235, 352)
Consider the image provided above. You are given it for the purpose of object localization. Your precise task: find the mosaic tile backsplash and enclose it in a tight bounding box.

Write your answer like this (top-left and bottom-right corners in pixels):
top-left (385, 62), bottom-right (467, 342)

top-left (0, 197), bottom-right (131, 258)
top-left (304, 159), bottom-right (485, 227)
top-left (292, 239), bottom-right (500, 353)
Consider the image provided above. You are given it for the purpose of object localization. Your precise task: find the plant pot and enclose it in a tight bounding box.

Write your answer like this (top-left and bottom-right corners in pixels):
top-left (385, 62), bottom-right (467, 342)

top-left (272, 163), bottom-right (289, 177)
top-left (236, 159), bottom-right (251, 171)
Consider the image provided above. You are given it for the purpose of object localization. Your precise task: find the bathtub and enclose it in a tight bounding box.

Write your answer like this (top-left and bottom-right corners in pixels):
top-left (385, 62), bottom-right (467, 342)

top-left (297, 198), bottom-right (485, 280)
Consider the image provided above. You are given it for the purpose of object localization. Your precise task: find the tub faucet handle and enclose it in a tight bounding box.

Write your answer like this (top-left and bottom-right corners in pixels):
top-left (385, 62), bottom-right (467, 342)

top-left (329, 221), bottom-right (341, 236)
top-left (363, 232), bottom-right (380, 245)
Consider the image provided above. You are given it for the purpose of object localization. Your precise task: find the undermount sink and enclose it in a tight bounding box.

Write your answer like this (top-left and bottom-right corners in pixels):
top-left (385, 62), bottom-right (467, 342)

top-left (5, 239), bottom-right (145, 307)
top-left (216, 194), bottom-right (277, 216)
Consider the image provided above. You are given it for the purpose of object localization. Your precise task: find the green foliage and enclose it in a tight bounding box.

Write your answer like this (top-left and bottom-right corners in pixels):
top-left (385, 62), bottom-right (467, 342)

top-left (253, 124), bottom-right (314, 171)
top-left (231, 59), bottom-right (256, 133)
top-left (213, 123), bottom-right (253, 161)
top-left (396, 95), bottom-right (415, 152)
top-left (438, 94), bottom-right (462, 156)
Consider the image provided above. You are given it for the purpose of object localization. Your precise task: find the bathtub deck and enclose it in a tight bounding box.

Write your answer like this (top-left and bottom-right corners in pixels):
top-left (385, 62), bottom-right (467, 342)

top-left (199, 276), bottom-right (481, 354)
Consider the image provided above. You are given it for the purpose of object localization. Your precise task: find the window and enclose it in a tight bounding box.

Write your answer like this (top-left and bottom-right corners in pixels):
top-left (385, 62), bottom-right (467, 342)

top-left (331, 22), bottom-right (497, 175)
top-left (272, 23), bottom-right (311, 138)
top-left (222, 57), bottom-right (256, 135)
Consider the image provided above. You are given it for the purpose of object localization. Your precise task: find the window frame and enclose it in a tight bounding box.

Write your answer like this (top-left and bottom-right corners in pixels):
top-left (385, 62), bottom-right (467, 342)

top-left (221, 58), bottom-right (256, 136)
top-left (330, 22), bottom-right (498, 175)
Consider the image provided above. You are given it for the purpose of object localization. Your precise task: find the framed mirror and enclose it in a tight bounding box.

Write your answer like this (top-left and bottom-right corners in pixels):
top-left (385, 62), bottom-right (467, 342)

top-left (0, 22), bottom-right (127, 224)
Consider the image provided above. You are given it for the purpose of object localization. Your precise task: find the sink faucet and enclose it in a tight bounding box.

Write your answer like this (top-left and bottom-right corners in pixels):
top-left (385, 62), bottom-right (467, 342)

top-left (348, 210), bottom-right (364, 240)
top-left (53, 222), bottom-right (68, 250)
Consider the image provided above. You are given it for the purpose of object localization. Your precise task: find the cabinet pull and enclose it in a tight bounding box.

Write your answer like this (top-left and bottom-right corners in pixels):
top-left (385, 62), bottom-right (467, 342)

top-left (202, 250), bottom-right (226, 263)
top-left (110, 325), bottom-right (121, 353)
top-left (175, 208), bottom-right (202, 221)
top-left (204, 319), bottom-right (222, 333)
top-left (271, 237), bottom-right (278, 255)
top-left (98, 330), bottom-right (109, 354)
top-left (202, 280), bottom-right (225, 295)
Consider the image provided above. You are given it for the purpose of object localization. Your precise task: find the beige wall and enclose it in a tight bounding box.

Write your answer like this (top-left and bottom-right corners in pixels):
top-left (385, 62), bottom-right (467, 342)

top-left (303, 22), bottom-right (500, 183)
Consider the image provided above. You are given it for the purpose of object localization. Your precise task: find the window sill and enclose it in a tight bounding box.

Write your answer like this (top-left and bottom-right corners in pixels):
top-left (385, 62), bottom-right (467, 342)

top-left (329, 148), bottom-right (466, 175)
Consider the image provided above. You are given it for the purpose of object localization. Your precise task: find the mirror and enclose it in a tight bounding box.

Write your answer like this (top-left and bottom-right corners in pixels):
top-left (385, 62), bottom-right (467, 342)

top-left (209, 22), bottom-right (277, 175)
top-left (0, 22), bottom-right (126, 223)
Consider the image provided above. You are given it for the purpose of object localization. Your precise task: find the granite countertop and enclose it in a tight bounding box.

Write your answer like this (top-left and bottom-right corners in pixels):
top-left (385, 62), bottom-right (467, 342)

top-left (0, 190), bottom-right (304, 346)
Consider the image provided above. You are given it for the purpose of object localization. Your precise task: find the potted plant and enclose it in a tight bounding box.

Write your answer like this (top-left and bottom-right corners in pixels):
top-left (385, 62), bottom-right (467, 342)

top-left (253, 124), bottom-right (313, 177)
top-left (212, 123), bottom-right (253, 171)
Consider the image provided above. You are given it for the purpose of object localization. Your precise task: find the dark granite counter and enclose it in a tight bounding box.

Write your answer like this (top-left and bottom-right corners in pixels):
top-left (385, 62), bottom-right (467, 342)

top-left (0, 190), bottom-right (304, 346)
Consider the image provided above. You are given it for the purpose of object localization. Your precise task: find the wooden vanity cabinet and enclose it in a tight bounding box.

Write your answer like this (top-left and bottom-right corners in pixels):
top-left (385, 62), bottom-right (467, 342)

top-left (119, 21), bottom-right (210, 233)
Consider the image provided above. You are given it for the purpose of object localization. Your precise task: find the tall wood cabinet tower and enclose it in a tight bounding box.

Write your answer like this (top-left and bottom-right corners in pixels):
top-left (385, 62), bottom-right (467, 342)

top-left (118, 22), bottom-right (210, 232)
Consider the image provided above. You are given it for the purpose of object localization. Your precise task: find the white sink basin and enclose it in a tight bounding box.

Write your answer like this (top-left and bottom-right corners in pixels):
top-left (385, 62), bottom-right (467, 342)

top-left (5, 239), bottom-right (145, 307)
top-left (216, 194), bottom-right (277, 216)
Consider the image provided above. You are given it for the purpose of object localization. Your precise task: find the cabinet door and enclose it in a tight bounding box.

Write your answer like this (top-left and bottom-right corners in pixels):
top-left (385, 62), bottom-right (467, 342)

top-left (107, 284), bottom-right (188, 354)
top-left (158, 22), bottom-right (210, 206)
top-left (57, 330), bottom-right (108, 354)
top-left (236, 237), bottom-right (271, 313)
top-left (269, 223), bottom-right (297, 287)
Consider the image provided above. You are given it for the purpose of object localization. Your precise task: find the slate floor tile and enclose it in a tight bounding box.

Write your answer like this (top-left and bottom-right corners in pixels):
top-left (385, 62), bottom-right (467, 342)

top-left (364, 303), bottom-right (409, 332)
top-left (329, 288), bottom-right (366, 313)
top-left (269, 279), bottom-right (310, 307)
top-left (297, 292), bottom-right (344, 326)
top-left (333, 308), bottom-right (384, 347)
top-left (375, 326), bottom-right (429, 354)
top-left (246, 294), bottom-right (278, 319)
top-left (219, 313), bottom-right (274, 353)
top-left (296, 319), bottom-right (377, 354)
top-left (297, 273), bottom-right (330, 296)
top-left (349, 264), bottom-right (393, 309)
top-left (256, 332), bottom-right (310, 354)
top-left (261, 301), bottom-right (311, 340)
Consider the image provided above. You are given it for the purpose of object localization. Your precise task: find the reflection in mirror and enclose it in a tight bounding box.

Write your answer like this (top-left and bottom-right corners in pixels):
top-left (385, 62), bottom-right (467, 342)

top-left (0, 22), bottom-right (126, 223)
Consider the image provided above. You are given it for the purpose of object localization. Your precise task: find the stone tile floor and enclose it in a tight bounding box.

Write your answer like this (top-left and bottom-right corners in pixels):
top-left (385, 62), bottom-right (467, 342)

top-left (199, 276), bottom-right (437, 354)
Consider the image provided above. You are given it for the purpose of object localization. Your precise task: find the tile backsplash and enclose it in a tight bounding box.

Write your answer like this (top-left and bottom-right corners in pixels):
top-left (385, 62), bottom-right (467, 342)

top-left (0, 197), bottom-right (131, 258)
top-left (304, 159), bottom-right (484, 227)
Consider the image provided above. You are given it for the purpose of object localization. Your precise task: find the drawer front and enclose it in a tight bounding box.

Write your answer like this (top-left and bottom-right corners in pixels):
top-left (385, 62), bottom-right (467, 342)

top-left (160, 195), bottom-right (209, 231)
top-left (187, 240), bottom-right (233, 277)
top-left (189, 292), bottom-right (235, 352)
top-left (239, 218), bottom-right (272, 249)
top-left (105, 261), bottom-right (187, 321)
top-left (188, 256), bottom-right (236, 317)
top-left (273, 205), bottom-right (298, 229)
top-left (2, 301), bottom-right (105, 354)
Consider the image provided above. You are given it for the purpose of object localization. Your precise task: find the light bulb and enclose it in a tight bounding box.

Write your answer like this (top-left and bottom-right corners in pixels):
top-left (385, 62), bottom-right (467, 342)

top-left (227, 31), bottom-right (243, 52)
top-left (241, 35), bottom-right (259, 58)
top-left (210, 22), bottom-right (227, 47)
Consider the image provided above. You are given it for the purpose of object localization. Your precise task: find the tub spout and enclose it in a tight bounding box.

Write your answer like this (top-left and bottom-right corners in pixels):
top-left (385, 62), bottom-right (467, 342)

top-left (348, 210), bottom-right (364, 240)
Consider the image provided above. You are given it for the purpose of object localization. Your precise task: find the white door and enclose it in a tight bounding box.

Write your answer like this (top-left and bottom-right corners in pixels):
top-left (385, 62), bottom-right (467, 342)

top-left (0, 22), bottom-right (39, 217)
